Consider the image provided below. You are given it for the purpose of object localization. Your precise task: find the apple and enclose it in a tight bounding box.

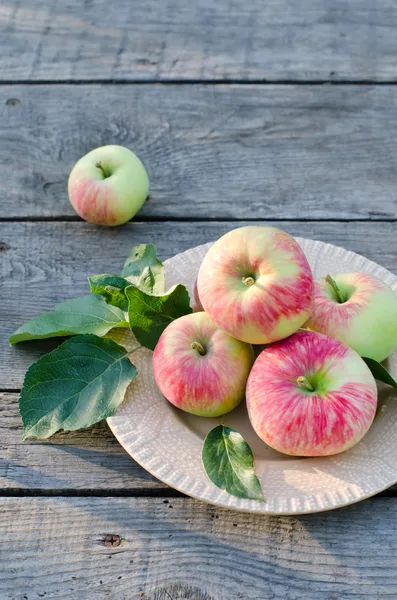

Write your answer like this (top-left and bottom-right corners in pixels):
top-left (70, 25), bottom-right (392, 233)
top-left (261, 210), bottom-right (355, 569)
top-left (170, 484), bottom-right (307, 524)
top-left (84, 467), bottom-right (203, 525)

top-left (153, 311), bottom-right (254, 417)
top-left (305, 273), bottom-right (397, 362)
top-left (197, 226), bottom-right (314, 344)
top-left (68, 145), bottom-right (149, 226)
top-left (246, 330), bottom-right (377, 456)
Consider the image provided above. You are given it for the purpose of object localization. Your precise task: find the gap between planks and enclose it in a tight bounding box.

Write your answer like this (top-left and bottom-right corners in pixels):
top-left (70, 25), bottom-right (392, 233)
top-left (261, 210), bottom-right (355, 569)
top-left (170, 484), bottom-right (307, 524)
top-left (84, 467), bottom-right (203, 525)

top-left (1, 488), bottom-right (397, 498)
top-left (2, 79), bottom-right (397, 85)
top-left (0, 488), bottom-right (184, 498)
top-left (1, 217), bottom-right (397, 223)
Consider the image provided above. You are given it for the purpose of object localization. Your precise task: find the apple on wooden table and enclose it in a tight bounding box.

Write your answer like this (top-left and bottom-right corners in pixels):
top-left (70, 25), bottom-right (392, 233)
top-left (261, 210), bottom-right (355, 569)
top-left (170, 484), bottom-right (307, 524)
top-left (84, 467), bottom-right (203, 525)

top-left (68, 145), bottom-right (149, 226)
top-left (153, 312), bottom-right (254, 417)
top-left (197, 226), bottom-right (314, 344)
top-left (305, 273), bottom-right (397, 362)
top-left (246, 330), bottom-right (377, 456)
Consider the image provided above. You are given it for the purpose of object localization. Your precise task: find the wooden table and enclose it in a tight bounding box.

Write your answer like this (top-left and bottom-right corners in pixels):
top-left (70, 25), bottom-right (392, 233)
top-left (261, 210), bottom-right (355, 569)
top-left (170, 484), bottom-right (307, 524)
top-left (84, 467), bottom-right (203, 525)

top-left (2, 1), bottom-right (397, 598)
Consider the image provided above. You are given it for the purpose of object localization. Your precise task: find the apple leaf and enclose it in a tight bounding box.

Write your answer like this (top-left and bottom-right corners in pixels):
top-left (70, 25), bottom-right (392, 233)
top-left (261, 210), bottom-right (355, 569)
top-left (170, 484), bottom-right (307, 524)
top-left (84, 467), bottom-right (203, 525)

top-left (363, 357), bottom-right (397, 388)
top-left (122, 243), bottom-right (165, 294)
top-left (88, 244), bottom-right (165, 310)
top-left (126, 284), bottom-right (192, 350)
top-left (9, 295), bottom-right (128, 345)
top-left (19, 334), bottom-right (137, 440)
top-left (89, 274), bottom-right (130, 311)
top-left (202, 425), bottom-right (265, 502)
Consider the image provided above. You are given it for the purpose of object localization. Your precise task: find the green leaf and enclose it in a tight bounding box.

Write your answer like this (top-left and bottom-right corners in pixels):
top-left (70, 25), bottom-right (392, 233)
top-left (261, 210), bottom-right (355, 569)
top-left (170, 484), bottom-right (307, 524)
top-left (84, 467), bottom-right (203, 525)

top-left (87, 245), bottom-right (165, 311)
top-left (126, 284), bottom-right (192, 350)
top-left (89, 274), bottom-right (130, 311)
top-left (9, 295), bottom-right (128, 345)
top-left (363, 357), bottom-right (397, 388)
top-left (122, 244), bottom-right (165, 294)
top-left (19, 334), bottom-right (137, 440)
top-left (202, 425), bottom-right (265, 501)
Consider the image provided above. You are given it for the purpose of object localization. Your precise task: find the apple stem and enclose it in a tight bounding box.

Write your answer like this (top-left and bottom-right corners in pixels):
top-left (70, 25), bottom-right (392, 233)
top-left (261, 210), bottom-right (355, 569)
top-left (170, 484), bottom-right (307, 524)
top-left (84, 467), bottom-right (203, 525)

top-left (191, 341), bottom-right (206, 356)
top-left (297, 376), bottom-right (314, 392)
top-left (96, 161), bottom-right (111, 179)
top-left (242, 276), bottom-right (255, 287)
top-left (324, 274), bottom-right (345, 304)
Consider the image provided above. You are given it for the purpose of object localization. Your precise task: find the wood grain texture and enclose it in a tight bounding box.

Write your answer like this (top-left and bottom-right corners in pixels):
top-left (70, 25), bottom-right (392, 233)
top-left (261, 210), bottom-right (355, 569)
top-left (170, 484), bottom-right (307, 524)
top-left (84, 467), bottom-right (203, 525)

top-left (0, 392), bottom-right (164, 492)
top-left (2, 220), bottom-right (397, 389)
top-left (2, 496), bottom-right (397, 599)
top-left (2, 0), bottom-right (397, 82)
top-left (3, 389), bottom-right (397, 495)
top-left (2, 84), bottom-right (397, 219)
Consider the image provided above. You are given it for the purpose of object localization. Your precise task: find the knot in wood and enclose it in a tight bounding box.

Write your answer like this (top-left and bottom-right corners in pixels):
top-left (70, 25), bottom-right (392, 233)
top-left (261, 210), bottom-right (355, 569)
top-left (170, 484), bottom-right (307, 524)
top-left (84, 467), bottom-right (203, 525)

top-left (104, 534), bottom-right (121, 548)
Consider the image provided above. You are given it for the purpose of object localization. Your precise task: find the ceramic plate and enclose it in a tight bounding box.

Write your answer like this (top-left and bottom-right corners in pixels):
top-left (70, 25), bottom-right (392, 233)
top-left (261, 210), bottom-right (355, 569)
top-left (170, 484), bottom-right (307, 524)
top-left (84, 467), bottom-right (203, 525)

top-left (108, 238), bottom-right (397, 515)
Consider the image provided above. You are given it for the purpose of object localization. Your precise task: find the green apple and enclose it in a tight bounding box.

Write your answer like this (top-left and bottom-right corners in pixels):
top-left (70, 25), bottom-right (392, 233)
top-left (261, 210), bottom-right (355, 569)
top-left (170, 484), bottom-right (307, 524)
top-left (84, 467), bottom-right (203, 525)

top-left (305, 272), bottom-right (397, 361)
top-left (68, 145), bottom-right (149, 226)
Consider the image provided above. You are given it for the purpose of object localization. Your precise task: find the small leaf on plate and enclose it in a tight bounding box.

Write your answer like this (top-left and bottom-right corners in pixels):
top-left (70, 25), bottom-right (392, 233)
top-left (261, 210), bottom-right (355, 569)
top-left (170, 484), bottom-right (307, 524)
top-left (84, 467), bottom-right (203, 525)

top-left (9, 295), bottom-right (128, 345)
top-left (122, 243), bottom-right (165, 294)
top-left (202, 425), bottom-right (265, 501)
top-left (89, 274), bottom-right (130, 311)
top-left (19, 334), bottom-right (137, 440)
top-left (126, 284), bottom-right (192, 350)
top-left (363, 357), bottom-right (397, 388)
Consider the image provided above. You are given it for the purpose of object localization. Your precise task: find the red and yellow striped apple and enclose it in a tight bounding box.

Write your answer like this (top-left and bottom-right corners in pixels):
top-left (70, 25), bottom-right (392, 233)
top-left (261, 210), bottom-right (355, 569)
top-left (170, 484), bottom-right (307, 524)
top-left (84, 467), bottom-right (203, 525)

top-left (305, 273), bottom-right (397, 362)
top-left (246, 330), bottom-right (377, 456)
top-left (68, 145), bottom-right (149, 226)
top-left (153, 312), bottom-right (254, 417)
top-left (197, 226), bottom-right (314, 344)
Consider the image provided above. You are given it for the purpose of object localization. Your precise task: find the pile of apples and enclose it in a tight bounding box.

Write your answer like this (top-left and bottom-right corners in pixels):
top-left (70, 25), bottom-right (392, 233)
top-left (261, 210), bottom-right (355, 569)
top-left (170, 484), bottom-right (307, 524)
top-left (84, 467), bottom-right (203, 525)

top-left (66, 146), bottom-right (397, 458)
top-left (153, 226), bottom-right (397, 457)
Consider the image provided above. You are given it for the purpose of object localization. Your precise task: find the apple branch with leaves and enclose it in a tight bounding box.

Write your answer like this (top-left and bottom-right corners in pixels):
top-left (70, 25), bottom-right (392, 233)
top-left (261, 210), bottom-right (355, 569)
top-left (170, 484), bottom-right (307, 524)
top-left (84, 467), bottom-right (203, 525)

top-left (11, 244), bottom-right (192, 440)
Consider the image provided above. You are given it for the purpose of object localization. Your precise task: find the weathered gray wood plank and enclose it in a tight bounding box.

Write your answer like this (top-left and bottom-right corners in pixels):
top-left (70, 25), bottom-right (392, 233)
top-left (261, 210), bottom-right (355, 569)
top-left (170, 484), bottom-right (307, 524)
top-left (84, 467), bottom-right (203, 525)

top-left (3, 390), bottom-right (397, 495)
top-left (2, 84), bottom-right (397, 219)
top-left (2, 0), bottom-right (397, 82)
top-left (0, 392), bottom-right (164, 492)
top-left (2, 220), bottom-right (397, 389)
top-left (2, 496), bottom-right (397, 599)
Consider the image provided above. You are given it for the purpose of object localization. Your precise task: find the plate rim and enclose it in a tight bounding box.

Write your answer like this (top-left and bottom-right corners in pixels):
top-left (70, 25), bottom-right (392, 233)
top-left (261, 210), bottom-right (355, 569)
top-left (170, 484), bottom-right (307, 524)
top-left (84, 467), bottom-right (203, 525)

top-left (107, 419), bottom-right (397, 515)
top-left (108, 236), bottom-right (397, 515)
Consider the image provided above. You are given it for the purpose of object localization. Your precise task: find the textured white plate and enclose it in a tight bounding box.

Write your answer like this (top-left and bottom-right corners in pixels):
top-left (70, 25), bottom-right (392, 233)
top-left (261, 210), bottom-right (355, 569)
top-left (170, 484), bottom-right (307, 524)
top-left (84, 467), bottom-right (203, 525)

top-left (108, 238), bottom-right (397, 515)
